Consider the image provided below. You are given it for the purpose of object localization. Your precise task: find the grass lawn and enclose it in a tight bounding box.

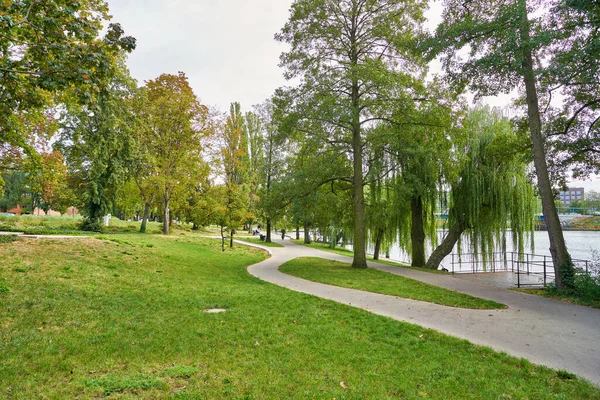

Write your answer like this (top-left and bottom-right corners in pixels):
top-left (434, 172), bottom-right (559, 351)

top-left (0, 214), bottom-right (166, 235)
top-left (291, 239), bottom-right (448, 274)
top-left (279, 257), bottom-right (505, 309)
top-left (514, 288), bottom-right (600, 309)
top-left (1, 234), bottom-right (599, 398)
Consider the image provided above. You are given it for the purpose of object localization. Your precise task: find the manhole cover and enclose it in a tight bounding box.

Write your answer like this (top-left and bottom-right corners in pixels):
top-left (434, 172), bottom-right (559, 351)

top-left (203, 308), bottom-right (227, 313)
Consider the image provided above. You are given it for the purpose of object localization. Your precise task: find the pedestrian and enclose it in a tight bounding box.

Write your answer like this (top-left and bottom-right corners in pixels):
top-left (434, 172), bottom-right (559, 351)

top-left (281, 228), bottom-right (286, 240)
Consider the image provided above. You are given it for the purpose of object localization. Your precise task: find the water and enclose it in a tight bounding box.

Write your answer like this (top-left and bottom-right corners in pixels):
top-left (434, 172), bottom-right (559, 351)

top-left (370, 230), bottom-right (600, 272)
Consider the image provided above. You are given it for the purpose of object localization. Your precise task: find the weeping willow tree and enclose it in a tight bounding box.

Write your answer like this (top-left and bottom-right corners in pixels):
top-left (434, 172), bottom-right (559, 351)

top-left (366, 171), bottom-right (411, 260)
top-left (388, 91), bottom-right (460, 268)
top-left (425, 107), bottom-right (536, 270)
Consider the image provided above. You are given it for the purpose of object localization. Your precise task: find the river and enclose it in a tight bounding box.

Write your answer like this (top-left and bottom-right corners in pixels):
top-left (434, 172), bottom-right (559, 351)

top-left (379, 230), bottom-right (600, 272)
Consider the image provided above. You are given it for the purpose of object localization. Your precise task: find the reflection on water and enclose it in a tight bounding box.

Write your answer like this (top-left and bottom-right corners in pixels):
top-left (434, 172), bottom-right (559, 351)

top-left (381, 230), bottom-right (600, 268)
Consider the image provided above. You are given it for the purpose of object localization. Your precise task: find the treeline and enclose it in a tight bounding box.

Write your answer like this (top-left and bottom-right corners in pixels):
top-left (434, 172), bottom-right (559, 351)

top-left (2, 1), bottom-right (599, 290)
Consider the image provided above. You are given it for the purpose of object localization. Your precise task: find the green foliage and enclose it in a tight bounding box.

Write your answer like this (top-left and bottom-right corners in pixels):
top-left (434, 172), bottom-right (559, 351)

top-left (445, 107), bottom-right (536, 266)
top-left (547, 250), bottom-right (600, 305)
top-left (276, 0), bottom-right (429, 268)
top-left (0, 170), bottom-right (28, 212)
top-left (79, 218), bottom-right (105, 233)
top-left (0, 235), bottom-right (18, 244)
top-left (558, 255), bottom-right (577, 293)
top-left (544, 1), bottom-right (600, 179)
top-left (58, 60), bottom-right (138, 225)
top-left (140, 72), bottom-right (211, 234)
top-left (0, 0), bottom-right (135, 159)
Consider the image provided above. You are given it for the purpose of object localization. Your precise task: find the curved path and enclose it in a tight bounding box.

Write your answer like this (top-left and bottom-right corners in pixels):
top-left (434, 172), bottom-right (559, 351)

top-left (243, 238), bottom-right (600, 385)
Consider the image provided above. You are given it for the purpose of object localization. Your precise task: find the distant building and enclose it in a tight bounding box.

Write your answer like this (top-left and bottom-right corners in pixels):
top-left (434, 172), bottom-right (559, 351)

top-left (558, 187), bottom-right (584, 206)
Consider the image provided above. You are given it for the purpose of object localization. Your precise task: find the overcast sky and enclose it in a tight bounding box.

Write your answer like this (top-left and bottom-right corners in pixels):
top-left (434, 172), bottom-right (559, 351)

top-left (105, 0), bottom-right (599, 192)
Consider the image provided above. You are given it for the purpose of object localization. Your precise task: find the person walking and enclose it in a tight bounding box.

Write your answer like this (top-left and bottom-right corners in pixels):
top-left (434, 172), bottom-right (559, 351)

top-left (281, 228), bottom-right (286, 240)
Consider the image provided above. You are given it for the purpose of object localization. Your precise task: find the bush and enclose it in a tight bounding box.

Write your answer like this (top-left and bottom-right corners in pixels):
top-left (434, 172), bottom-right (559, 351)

top-left (549, 250), bottom-right (600, 305)
top-left (0, 235), bottom-right (18, 243)
top-left (80, 218), bottom-right (105, 233)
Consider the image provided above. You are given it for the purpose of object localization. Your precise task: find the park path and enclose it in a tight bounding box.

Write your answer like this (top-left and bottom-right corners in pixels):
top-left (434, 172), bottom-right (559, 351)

top-left (243, 238), bottom-right (600, 386)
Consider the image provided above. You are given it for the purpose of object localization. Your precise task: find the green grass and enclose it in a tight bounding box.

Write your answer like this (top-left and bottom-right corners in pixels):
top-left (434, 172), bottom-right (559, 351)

top-left (0, 214), bottom-right (167, 235)
top-left (280, 257), bottom-right (505, 309)
top-left (514, 287), bottom-right (600, 309)
top-left (292, 239), bottom-right (448, 274)
top-left (236, 236), bottom-right (284, 247)
top-left (1, 234), bottom-right (599, 398)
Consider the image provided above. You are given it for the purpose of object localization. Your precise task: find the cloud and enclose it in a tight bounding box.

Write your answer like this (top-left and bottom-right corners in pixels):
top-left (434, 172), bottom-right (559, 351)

top-left (107, 0), bottom-right (292, 110)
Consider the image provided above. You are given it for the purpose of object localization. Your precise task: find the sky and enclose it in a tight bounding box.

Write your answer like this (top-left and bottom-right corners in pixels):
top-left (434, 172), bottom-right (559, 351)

top-left (105, 0), bottom-right (600, 192)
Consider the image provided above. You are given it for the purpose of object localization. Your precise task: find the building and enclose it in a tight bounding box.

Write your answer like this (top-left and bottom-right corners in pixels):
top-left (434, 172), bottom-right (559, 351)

top-left (558, 187), bottom-right (584, 206)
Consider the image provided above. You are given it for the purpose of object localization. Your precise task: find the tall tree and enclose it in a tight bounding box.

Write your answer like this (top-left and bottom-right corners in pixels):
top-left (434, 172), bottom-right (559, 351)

top-left (59, 63), bottom-right (137, 230)
top-left (221, 102), bottom-right (250, 247)
top-left (276, 0), bottom-right (428, 268)
top-left (431, 0), bottom-right (574, 288)
top-left (0, 0), bottom-right (135, 163)
top-left (255, 99), bottom-right (289, 243)
top-left (143, 72), bottom-right (209, 235)
top-left (245, 111), bottom-right (264, 232)
top-left (544, 1), bottom-right (600, 180)
top-left (425, 107), bottom-right (536, 270)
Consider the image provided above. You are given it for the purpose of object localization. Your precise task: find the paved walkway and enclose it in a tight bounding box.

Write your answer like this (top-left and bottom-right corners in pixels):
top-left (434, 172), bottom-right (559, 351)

top-left (243, 238), bottom-right (600, 386)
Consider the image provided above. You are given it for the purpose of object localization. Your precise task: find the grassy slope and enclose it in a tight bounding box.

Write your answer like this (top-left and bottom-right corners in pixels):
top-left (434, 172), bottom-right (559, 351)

top-left (0, 234), bottom-right (598, 399)
top-left (280, 257), bottom-right (504, 309)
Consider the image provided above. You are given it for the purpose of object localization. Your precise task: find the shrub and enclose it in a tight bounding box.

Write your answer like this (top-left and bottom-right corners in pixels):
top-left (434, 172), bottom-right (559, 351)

top-left (0, 235), bottom-right (18, 244)
top-left (80, 218), bottom-right (105, 233)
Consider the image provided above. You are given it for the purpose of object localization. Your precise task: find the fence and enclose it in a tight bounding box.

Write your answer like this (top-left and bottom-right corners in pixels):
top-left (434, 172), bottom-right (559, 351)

top-left (448, 252), bottom-right (590, 288)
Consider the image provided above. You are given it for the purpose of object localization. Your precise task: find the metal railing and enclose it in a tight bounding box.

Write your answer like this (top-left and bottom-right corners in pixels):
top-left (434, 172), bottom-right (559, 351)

top-left (448, 252), bottom-right (590, 288)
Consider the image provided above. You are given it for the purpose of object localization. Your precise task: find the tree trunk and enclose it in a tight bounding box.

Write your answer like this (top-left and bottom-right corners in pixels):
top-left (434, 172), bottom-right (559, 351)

top-left (373, 229), bottom-right (384, 260)
top-left (519, 0), bottom-right (572, 289)
top-left (296, 225), bottom-right (300, 240)
top-left (411, 195), bottom-right (426, 267)
top-left (350, 59), bottom-right (367, 269)
top-left (140, 202), bottom-right (150, 233)
top-left (163, 190), bottom-right (170, 235)
top-left (266, 218), bottom-right (272, 243)
top-left (230, 228), bottom-right (234, 248)
top-left (221, 225), bottom-right (225, 252)
top-left (304, 221), bottom-right (311, 244)
top-left (425, 221), bottom-right (465, 270)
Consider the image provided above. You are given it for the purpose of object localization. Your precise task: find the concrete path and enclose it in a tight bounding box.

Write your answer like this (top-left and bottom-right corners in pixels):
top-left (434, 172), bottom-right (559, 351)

top-left (0, 231), bottom-right (88, 239)
top-left (243, 238), bottom-right (600, 386)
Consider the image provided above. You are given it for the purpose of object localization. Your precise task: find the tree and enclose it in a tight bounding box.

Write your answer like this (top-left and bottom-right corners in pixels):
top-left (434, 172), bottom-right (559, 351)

top-left (142, 72), bottom-right (210, 235)
top-left (30, 150), bottom-right (72, 214)
top-left (220, 102), bottom-right (250, 247)
top-left (255, 99), bottom-right (289, 243)
top-left (58, 63), bottom-right (137, 230)
top-left (276, 0), bottom-right (428, 268)
top-left (0, 170), bottom-right (28, 213)
top-left (0, 1), bottom-right (135, 161)
top-left (425, 107), bottom-right (536, 270)
top-left (430, 0), bottom-right (574, 289)
top-left (544, 1), bottom-right (600, 181)
top-left (245, 111), bottom-right (264, 233)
